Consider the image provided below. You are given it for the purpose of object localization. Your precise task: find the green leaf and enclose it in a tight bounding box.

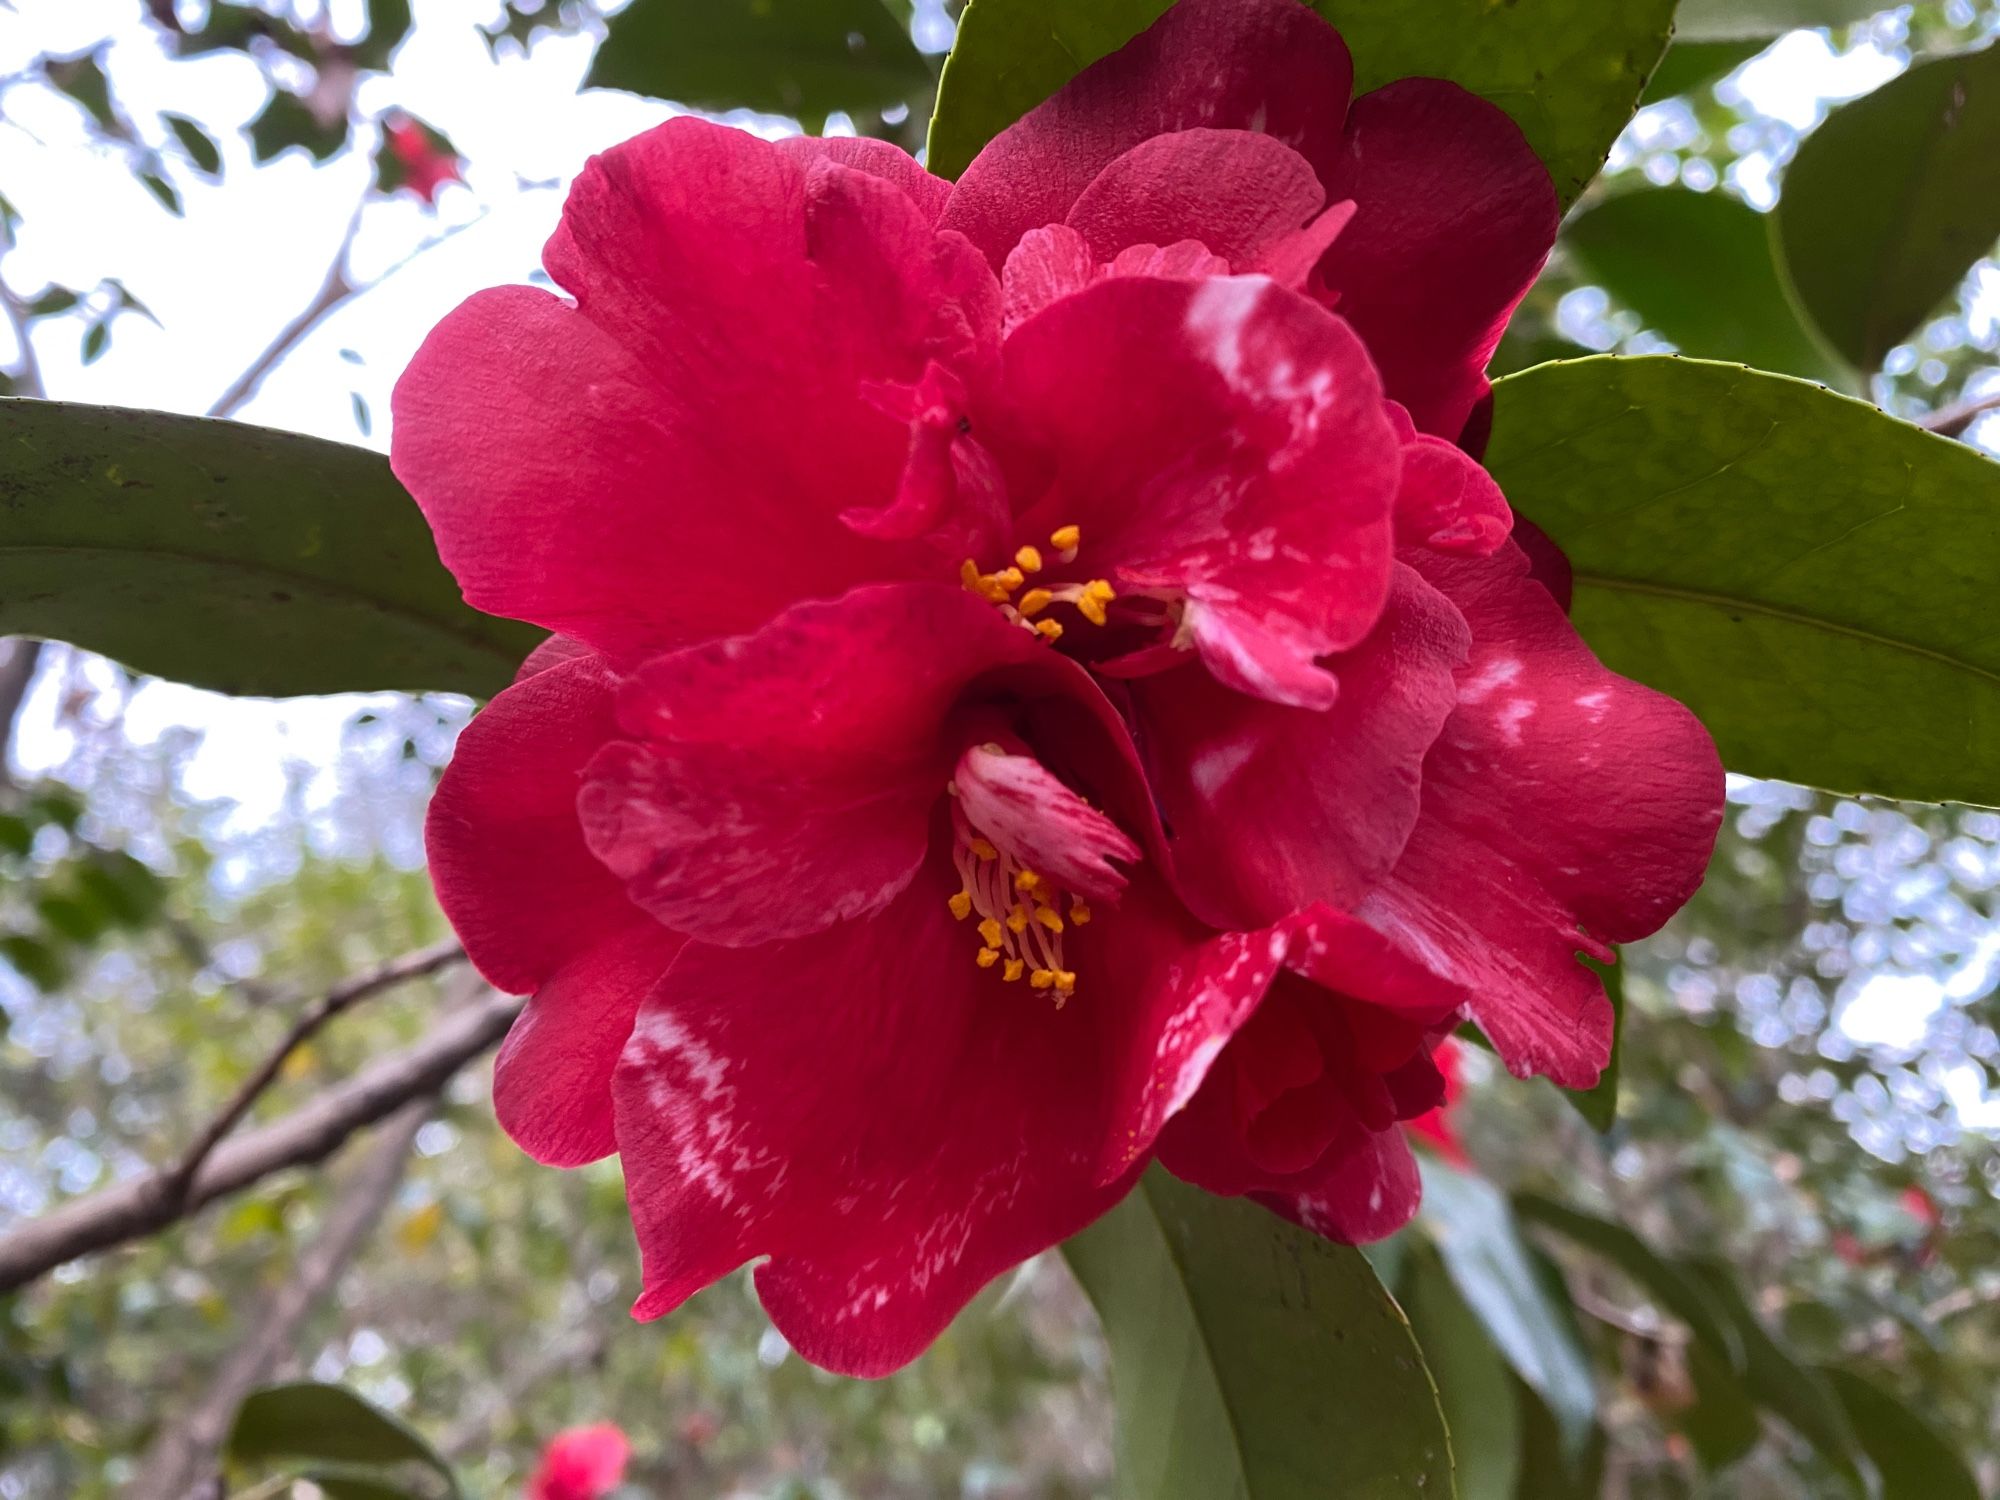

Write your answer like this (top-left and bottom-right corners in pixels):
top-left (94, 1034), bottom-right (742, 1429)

top-left (1674, 0), bottom-right (1885, 41)
top-left (80, 322), bottom-right (110, 365)
top-left (48, 52), bottom-right (116, 133)
top-left (354, 0), bottom-right (415, 70)
top-left (1404, 1246), bottom-right (1521, 1500)
top-left (1819, 1366), bottom-right (1979, 1500)
top-left (1639, 39), bottom-right (1764, 104)
top-left (1484, 356), bottom-right (2000, 808)
top-left (0, 934), bottom-right (68, 991)
top-left (1681, 1341), bottom-right (1762, 1472)
top-left (1062, 1166), bottom-right (1452, 1498)
top-left (0, 400), bottom-right (541, 698)
top-left (26, 288), bottom-right (79, 318)
top-left (163, 112), bottom-right (222, 176)
top-left (249, 91), bottom-right (349, 164)
top-left (1510, 1377), bottom-right (1604, 1500)
top-left (1774, 44), bottom-right (2000, 373)
top-left (227, 1383), bottom-right (457, 1497)
top-left (927, 0), bottom-right (1676, 206)
top-left (1563, 188), bottom-right (1852, 387)
top-left (138, 170), bottom-right (183, 216)
top-left (587, 0), bottom-right (930, 125)
top-left (1513, 1194), bottom-right (1741, 1368)
top-left (1418, 1161), bottom-right (1597, 1458)
top-left (1684, 1261), bottom-right (1872, 1494)
top-left (1565, 953), bottom-right (1623, 1132)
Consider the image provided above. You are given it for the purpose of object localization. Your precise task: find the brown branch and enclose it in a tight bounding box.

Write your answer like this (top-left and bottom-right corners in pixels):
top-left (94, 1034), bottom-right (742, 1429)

top-left (0, 986), bottom-right (521, 1294)
top-left (124, 1096), bottom-right (434, 1500)
top-left (205, 202), bottom-right (362, 419)
top-left (1919, 388), bottom-right (2000, 439)
top-left (156, 938), bottom-right (464, 1205)
top-left (0, 638), bottom-right (43, 789)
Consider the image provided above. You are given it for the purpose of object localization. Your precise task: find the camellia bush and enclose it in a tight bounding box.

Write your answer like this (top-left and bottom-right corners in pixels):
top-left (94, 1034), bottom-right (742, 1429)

top-left (3, 0), bottom-right (2000, 1495)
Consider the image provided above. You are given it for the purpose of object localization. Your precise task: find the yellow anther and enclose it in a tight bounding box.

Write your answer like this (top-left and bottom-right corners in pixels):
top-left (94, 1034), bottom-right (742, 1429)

top-left (1002, 958), bottom-right (1025, 982)
top-left (959, 558), bottom-right (982, 589)
top-left (976, 947), bottom-right (1000, 969)
top-left (992, 566), bottom-right (1025, 592)
top-left (1017, 587), bottom-right (1054, 617)
top-left (1014, 545), bottom-right (1043, 574)
top-left (1077, 579), bottom-right (1116, 627)
top-left (969, 837), bottom-right (999, 861)
top-left (1029, 968), bottom-right (1058, 990)
top-left (1050, 524), bottom-right (1081, 553)
top-left (1014, 868), bottom-right (1043, 894)
top-left (1034, 618), bottom-right (1064, 642)
top-left (1035, 906), bottom-right (1065, 935)
top-left (1006, 905), bottom-right (1030, 934)
top-left (948, 891), bottom-right (973, 921)
top-left (1054, 970), bottom-right (1076, 995)
top-left (977, 917), bottom-right (1005, 948)
top-left (1069, 901), bottom-right (1092, 926)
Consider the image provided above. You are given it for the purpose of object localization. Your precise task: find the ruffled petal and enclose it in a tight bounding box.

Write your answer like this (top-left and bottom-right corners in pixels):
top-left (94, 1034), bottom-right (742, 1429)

top-left (392, 119), bottom-right (1002, 662)
top-left (612, 853), bottom-right (1195, 1376)
top-left (942, 0), bottom-right (1354, 267)
top-left (952, 742), bottom-right (1138, 903)
top-left (1360, 544), bottom-right (1725, 1086)
top-left (1317, 80), bottom-right (1559, 439)
top-left (1135, 564), bottom-right (1469, 929)
top-left (578, 584), bottom-right (1114, 947)
top-left (773, 134), bottom-right (952, 224)
top-left (426, 650), bottom-right (641, 995)
top-left (492, 921), bottom-right (684, 1168)
top-left (1391, 399), bottom-right (1514, 556)
top-left (1065, 128), bottom-right (1328, 268)
top-left (1004, 274), bottom-right (1400, 705)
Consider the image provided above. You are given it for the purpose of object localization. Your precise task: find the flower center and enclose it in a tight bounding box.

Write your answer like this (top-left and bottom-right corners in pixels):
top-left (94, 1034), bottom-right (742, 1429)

top-left (944, 790), bottom-right (1091, 1006)
top-left (959, 523), bottom-right (1120, 645)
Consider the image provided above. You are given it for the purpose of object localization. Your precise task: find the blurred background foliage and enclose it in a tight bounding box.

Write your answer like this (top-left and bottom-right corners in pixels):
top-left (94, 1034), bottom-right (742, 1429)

top-left (3, 0), bottom-right (2000, 1496)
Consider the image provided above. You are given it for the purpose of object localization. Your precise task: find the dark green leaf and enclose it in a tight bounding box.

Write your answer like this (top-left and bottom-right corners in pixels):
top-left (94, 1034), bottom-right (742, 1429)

top-left (1820, 1366), bottom-right (1978, 1500)
top-left (0, 399), bottom-right (541, 697)
top-left (0, 815), bottom-right (30, 858)
top-left (1674, 0), bottom-right (1885, 41)
top-left (1682, 1341), bottom-right (1762, 1472)
top-left (1510, 1376), bottom-right (1604, 1500)
top-left (0, 935), bottom-right (68, 991)
top-left (1062, 1166), bottom-right (1452, 1498)
top-left (1566, 953), bottom-right (1623, 1133)
top-left (927, 0), bottom-right (1676, 206)
top-left (80, 322), bottom-right (109, 365)
top-left (354, 0), bottom-right (415, 70)
top-left (1418, 1161), bottom-right (1597, 1457)
top-left (1513, 1194), bottom-right (1741, 1368)
top-left (227, 1383), bottom-right (457, 1496)
top-left (163, 113), bottom-right (222, 176)
top-left (588, 0), bottom-right (930, 123)
top-left (1564, 188), bottom-right (1851, 386)
top-left (33, 892), bottom-right (105, 946)
top-left (1404, 1246), bottom-right (1521, 1500)
top-left (1485, 356), bottom-right (2000, 808)
top-left (248, 91), bottom-right (349, 164)
top-left (138, 171), bottom-right (182, 216)
top-left (1640, 39), bottom-right (1765, 104)
top-left (1774, 44), bottom-right (2000, 372)
top-left (74, 852), bottom-right (164, 928)
top-left (25, 288), bottom-right (79, 318)
top-left (48, 53), bottom-right (116, 133)
top-left (1684, 1261), bottom-right (1872, 1494)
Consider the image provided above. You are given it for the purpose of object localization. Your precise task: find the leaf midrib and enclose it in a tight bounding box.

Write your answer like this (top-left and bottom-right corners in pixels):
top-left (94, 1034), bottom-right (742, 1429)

top-left (1573, 570), bottom-right (2000, 688)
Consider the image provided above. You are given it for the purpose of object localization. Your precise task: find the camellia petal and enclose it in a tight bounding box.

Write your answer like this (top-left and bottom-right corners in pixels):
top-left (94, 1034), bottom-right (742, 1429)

top-left (1360, 544), bottom-right (1726, 1085)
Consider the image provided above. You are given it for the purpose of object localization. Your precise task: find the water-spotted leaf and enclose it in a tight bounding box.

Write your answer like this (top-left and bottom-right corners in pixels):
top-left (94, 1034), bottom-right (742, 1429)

top-left (0, 400), bottom-right (540, 698)
top-left (927, 0), bottom-right (1676, 206)
top-left (1485, 356), bottom-right (2000, 809)
top-left (588, 0), bottom-right (930, 126)
top-left (1775, 44), bottom-right (2000, 373)
top-left (1063, 1166), bottom-right (1451, 1498)
top-left (1564, 187), bottom-right (1852, 387)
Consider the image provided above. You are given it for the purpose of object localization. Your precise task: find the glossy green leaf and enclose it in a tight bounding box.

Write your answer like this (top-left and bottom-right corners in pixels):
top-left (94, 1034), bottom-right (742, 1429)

top-left (1485, 356), bottom-right (2000, 808)
top-left (927, 0), bottom-right (1676, 206)
top-left (1513, 1195), bottom-right (1741, 1367)
top-left (0, 399), bottom-right (540, 698)
top-left (1063, 1166), bottom-right (1452, 1498)
top-left (1404, 1246), bottom-right (1521, 1500)
top-left (1674, 0), bottom-right (1887, 41)
top-left (1639, 39), bottom-right (1763, 104)
top-left (227, 1383), bottom-right (458, 1497)
top-left (248, 90), bottom-right (348, 163)
top-left (1418, 1162), bottom-right (1597, 1457)
top-left (1564, 188), bottom-right (1851, 387)
top-left (1820, 1367), bottom-right (1979, 1500)
top-left (1775, 44), bottom-right (2000, 372)
top-left (1685, 1261), bottom-right (1872, 1495)
top-left (588, 0), bottom-right (930, 126)
top-left (163, 112), bottom-right (222, 175)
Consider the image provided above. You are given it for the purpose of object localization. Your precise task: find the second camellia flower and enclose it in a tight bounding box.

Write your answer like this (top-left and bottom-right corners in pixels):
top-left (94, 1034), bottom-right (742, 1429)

top-left (393, 0), bottom-right (1724, 1376)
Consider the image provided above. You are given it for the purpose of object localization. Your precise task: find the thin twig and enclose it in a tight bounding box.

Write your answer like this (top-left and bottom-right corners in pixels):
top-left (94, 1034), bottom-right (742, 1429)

top-left (1919, 388), bottom-right (2000, 439)
top-left (206, 200), bottom-right (364, 418)
top-left (1, 273), bottom-right (48, 400)
top-left (0, 638), bottom-right (43, 789)
top-left (155, 938), bottom-right (464, 1206)
top-left (0, 986), bottom-right (521, 1294)
top-left (125, 1095), bottom-right (434, 1500)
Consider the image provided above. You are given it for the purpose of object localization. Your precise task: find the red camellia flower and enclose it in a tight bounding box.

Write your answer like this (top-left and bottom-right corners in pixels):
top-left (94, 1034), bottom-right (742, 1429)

top-left (527, 1423), bottom-right (629, 1500)
top-left (383, 115), bottom-right (460, 205)
top-left (1405, 1038), bottom-right (1469, 1167)
top-left (393, 0), bottom-right (1724, 1375)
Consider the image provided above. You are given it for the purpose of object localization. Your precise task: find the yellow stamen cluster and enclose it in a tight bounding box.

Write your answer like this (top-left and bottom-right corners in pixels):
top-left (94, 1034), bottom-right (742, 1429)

top-left (948, 811), bottom-right (1082, 1006)
top-left (960, 524), bottom-right (1115, 646)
